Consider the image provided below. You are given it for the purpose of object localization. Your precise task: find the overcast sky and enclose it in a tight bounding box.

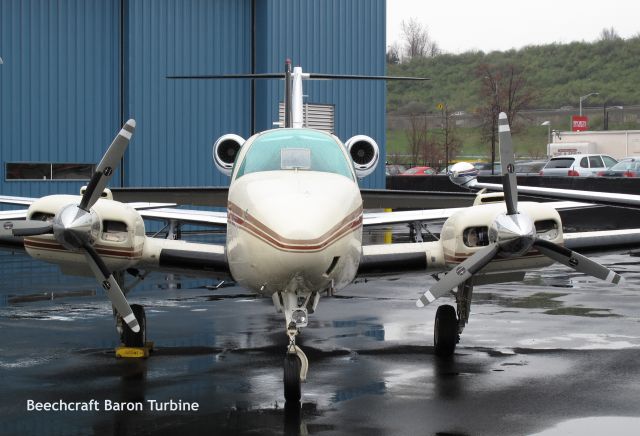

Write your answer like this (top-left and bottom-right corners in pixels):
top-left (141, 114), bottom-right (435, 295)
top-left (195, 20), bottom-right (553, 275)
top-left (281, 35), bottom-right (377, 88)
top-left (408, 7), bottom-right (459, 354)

top-left (387, 0), bottom-right (639, 54)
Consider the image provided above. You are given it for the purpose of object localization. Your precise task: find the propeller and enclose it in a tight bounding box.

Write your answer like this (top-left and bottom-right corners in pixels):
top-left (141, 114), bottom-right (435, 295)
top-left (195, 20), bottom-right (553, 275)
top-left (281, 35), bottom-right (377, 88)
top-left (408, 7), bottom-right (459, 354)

top-left (416, 113), bottom-right (624, 307)
top-left (2, 120), bottom-right (140, 332)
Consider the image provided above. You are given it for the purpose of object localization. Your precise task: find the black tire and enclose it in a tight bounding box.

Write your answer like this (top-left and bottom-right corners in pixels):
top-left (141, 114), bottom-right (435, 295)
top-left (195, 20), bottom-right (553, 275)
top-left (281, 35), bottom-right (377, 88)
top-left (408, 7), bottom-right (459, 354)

top-left (434, 304), bottom-right (457, 357)
top-left (283, 354), bottom-right (302, 402)
top-left (122, 304), bottom-right (146, 348)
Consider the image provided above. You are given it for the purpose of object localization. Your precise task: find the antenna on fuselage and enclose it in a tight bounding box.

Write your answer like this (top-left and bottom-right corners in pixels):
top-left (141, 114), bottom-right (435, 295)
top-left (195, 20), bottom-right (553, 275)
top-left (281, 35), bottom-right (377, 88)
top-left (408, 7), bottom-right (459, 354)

top-left (284, 59), bottom-right (292, 128)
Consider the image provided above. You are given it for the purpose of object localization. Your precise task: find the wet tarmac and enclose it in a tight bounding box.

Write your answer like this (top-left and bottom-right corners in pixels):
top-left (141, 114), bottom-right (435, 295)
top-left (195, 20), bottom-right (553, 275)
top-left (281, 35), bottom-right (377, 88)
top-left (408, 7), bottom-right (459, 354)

top-left (2, 246), bottom-right (640, 435)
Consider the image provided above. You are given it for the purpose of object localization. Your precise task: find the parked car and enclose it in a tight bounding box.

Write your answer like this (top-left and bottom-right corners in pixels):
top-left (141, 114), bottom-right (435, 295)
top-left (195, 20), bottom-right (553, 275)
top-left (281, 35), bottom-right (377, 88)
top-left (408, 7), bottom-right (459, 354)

top-left (539, 154), bottom-right (617, 177)
top-left (596, 157), bottom-right (640, 177)
top-left (385, 164), bottom-right (407, 176)
top-left (401, 166), bottom-right (436, 176)
top-left (515, 160), bottom-right (547, 176)
top-left (473, 162), bottom-right (501, 176)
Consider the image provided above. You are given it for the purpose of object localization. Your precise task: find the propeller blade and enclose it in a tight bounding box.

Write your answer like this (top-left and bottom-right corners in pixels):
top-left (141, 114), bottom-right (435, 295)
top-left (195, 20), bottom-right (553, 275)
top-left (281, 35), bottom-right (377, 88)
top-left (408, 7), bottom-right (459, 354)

top-left (0, 220), bottom-right (53, 237)
top-left (417, 244), bottom-right (500, 307)
top-left (498, 112), bottom-right (518, 215)
top-left (533, 239), bottom-right (624, 284)
top-left (79, 119), bottom-right (136, 211)
top-left (81, 243), bottom-right (140, 332)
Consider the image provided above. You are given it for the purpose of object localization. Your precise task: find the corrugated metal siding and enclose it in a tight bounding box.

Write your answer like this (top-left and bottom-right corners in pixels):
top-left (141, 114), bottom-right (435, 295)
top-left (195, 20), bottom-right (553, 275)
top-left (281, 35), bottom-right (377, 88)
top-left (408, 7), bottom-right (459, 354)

top-left (124, 0), bottom-right (251, 188)
top-left (255, 0), bottom-right (386, 188)
top-left (1, 0), bottom-right (386, 193)
top-left (0, 0), bottom-right (120, 197)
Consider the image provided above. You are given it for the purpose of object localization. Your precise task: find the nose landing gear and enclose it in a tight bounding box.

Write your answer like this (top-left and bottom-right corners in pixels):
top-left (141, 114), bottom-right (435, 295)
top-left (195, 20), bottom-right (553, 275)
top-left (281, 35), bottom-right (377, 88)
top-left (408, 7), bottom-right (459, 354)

top-left (274, 291), bottom-right (314, 402)
top-left (283, 321), bottom-right (309, 402)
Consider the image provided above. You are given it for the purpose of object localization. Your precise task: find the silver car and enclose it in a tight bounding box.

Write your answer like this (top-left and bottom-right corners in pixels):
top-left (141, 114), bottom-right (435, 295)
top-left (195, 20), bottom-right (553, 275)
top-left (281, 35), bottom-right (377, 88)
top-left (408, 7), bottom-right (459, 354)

top-left (539, 154), bottom-right (617, 177)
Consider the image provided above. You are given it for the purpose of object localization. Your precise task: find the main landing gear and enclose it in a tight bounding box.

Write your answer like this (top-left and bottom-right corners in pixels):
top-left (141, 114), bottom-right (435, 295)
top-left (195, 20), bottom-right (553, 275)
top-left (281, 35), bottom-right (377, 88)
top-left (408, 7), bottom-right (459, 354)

top-left (113, 271), bottom-right (149, 352)
top-left (434, 280), bottom-right (473, 357)
top-left (122, 304), bottom-right (146, 347)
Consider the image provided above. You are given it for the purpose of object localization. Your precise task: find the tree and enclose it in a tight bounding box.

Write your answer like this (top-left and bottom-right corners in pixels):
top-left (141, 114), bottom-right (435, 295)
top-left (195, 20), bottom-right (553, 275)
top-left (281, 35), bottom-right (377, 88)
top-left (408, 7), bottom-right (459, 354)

top-left (405, 113), bottom-right (428, 165)
top-left (437, 104), bottom-right (461, 170)
top-left (400, 18), bottom-right (440, 60)
top-left (600, 26), bottom-right (621, 41)
top-left (476, 63), bottom-right (535, 172)
top-left (386, 43), bottom-right (401, 65)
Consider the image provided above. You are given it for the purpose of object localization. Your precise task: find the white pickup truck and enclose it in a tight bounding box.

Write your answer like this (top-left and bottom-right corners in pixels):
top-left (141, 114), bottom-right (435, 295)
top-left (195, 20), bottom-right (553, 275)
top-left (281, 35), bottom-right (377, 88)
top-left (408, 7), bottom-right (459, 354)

top-left (539, 154), bottom-right (618, 177)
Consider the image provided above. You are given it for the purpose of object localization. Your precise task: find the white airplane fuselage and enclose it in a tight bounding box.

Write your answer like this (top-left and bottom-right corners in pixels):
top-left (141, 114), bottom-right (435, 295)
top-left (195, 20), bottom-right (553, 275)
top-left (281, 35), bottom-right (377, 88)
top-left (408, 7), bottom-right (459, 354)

top-left (225, 135), bottom-right (364, 296)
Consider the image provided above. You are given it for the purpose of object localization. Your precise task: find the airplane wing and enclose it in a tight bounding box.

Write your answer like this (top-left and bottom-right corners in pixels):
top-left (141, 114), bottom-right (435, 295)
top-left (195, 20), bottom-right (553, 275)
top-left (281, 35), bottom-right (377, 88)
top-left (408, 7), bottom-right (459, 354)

top-left (0, 194), bottom-right (176, 211)
top-left (0, 195), bottom-right (37, 206)
top-left (363, 200), bottom-right (596, 226)
top-left (358, 228), bottom-right (640, 277)
top-left (138, 208), bottom-right (227, 226)
top-left (137, 238), bottom-right (231, 280)
top-left (466, 180), bottom-right (640, 210)
top-left (0, 209), bottom-right (29, 220)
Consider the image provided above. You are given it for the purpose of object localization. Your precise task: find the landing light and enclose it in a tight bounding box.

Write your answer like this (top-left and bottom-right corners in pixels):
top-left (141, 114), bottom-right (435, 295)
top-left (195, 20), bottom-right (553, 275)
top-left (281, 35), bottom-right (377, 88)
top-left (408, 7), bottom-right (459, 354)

top-left (292, 309), bottom-right (308, 327)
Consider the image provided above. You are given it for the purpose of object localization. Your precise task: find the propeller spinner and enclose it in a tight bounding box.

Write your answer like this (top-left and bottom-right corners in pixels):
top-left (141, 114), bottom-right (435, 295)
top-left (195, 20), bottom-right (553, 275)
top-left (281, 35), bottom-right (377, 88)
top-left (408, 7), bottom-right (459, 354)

top-left (1, 120), bottom-right (140, 332)
top-left (417, 113), bottom-right (623, 307)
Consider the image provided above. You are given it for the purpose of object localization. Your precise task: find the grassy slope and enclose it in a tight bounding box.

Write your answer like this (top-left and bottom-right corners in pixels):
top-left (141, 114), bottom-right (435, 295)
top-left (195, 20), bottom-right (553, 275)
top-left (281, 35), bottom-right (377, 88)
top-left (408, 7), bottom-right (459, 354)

top-left (385, 37), bottom-right (640, 161)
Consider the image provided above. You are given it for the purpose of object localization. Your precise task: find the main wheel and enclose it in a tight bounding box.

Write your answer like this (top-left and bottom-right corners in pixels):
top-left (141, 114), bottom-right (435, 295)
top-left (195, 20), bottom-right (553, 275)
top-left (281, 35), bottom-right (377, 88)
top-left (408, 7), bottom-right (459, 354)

top-left (434, 304), bottom-right (457, 357)
top-left (283, 354), bottom-right (302, 402)
top-left (122, 304), bottom-right (146, 348)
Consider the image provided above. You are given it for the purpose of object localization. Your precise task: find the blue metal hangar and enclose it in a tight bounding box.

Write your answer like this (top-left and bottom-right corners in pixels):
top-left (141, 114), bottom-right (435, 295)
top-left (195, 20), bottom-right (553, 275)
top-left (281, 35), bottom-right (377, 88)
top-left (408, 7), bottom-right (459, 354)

top-left (0, 0), bottom-right (387, 198)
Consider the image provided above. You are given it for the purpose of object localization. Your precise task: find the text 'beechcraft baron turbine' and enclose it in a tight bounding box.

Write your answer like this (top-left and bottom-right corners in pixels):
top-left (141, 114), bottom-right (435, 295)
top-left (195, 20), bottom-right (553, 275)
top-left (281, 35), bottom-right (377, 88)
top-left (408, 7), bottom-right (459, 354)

top-left (1, 61), bottom-right (638, 403)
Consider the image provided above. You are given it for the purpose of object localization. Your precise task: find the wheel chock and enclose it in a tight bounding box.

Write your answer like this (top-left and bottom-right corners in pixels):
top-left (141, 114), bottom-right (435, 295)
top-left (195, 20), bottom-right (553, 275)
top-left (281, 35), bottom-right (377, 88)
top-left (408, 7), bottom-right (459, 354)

top-left (115, 341), bottom-right (154, 359)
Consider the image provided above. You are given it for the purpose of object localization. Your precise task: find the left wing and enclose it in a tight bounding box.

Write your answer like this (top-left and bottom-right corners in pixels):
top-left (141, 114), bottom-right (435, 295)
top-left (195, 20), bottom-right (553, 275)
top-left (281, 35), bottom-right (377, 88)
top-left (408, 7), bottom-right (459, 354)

top-left (0, 194), bottom-right (176, 211)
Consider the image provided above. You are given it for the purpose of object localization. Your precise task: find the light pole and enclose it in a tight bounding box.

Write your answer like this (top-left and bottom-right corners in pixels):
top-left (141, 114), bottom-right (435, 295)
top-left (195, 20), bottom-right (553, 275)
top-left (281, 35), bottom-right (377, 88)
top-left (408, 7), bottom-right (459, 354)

top-left (604, 105), bottom-right (623, 130)
top-left (541, 121), bottom-right (551, 155)
top-left (579, 92), bottom-right (599, 116)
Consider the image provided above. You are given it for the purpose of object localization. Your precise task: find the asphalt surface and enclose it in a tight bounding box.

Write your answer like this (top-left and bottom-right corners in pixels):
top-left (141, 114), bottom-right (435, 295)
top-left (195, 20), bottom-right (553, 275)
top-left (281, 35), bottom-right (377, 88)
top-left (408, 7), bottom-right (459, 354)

top-left (2, 244), bottom-right (640, 436)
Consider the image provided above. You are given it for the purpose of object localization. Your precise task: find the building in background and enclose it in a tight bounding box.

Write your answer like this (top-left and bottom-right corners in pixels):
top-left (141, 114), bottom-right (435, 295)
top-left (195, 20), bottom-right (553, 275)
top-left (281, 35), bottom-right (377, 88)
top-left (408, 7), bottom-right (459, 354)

top-left (0, 0), bottom-right (386, 198)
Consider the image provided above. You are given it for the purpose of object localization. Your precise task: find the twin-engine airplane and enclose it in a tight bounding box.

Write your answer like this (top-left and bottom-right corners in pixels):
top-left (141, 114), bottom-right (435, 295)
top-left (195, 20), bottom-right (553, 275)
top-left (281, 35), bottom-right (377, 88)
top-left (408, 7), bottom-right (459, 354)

top-left (1, 62), bottom-right (639, 403)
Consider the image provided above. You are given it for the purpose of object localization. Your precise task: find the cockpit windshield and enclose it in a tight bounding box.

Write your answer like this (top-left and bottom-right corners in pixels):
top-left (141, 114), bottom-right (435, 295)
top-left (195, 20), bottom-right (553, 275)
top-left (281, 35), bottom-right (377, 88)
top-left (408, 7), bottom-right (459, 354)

top-left (234, 129), bottom-right (354, 180)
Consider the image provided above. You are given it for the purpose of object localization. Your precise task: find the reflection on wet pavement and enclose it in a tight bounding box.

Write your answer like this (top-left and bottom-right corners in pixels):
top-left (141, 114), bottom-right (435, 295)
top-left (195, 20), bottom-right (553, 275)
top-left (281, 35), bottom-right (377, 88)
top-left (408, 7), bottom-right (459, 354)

top-left (2, 248), bottom-right (640, 435)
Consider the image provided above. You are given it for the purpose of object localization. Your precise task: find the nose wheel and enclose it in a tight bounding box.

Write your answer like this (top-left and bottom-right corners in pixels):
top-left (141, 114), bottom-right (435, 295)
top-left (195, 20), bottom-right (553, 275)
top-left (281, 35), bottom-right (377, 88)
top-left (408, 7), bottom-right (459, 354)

top-left (283, 322), bottom-right (309, 402)
top-left (284, 353), bottom-right (302, 402)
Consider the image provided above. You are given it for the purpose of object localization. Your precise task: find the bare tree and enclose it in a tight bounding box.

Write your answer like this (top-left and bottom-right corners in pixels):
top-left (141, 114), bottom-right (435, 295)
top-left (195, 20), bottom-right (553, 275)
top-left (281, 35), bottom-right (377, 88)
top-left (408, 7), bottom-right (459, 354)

top-left (476, 63), bottom-right (535, 172)
top-left (437, 104), bottom-right (460, 170)
top-left (405, 113), bottom-right (428, 165)
top-left (600, 26), bottom-right (621, 41)
top-left (400, 18), bottom-right (439, 60)
top-left (386, 43), bottom-right (401, 65)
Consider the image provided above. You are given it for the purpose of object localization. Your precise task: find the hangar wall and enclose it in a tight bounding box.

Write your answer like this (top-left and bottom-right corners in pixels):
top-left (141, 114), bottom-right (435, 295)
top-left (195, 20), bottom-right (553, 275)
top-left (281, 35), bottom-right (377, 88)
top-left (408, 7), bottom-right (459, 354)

top-left (0, 0), bottom-right (386, 197)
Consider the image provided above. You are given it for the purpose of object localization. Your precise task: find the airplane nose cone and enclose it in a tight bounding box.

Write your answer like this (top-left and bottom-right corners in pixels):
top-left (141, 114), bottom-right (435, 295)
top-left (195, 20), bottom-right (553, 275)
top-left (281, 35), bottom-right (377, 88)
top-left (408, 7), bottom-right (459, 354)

top-left (229, 172), bottom-right (362, 250)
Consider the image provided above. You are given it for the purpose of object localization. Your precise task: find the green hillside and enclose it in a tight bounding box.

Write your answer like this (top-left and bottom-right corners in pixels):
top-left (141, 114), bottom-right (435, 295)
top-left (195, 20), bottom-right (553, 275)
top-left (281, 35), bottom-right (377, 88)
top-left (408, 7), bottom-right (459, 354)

top-left (385, 37), bottom-right (640, 162)
top-left (387, 37), bottom-right (640, 113)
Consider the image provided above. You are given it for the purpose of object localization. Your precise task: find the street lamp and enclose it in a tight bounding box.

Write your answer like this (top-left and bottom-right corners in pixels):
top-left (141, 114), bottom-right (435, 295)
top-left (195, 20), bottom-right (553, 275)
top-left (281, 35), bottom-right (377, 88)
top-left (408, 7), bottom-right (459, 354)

top-left (541, 121), bottom-right (551, 155)
top-left (579, 92), bottom-right (599, 116)
top-left (604, 105), bottom-right (623, 130)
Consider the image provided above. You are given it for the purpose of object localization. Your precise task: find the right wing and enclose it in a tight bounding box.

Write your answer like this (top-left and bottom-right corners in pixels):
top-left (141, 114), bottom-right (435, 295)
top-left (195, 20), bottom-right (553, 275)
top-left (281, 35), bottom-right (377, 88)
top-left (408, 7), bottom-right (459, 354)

top-left (363, 200), bottom-right (595, 227)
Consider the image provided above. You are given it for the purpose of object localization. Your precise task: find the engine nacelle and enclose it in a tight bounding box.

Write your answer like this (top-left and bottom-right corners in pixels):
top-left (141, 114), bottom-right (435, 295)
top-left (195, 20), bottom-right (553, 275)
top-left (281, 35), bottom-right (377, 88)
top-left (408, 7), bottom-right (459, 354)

top-left (345, 135), bottom-right (379, 178)
top-left (213, 134), bottom-right (245, 176)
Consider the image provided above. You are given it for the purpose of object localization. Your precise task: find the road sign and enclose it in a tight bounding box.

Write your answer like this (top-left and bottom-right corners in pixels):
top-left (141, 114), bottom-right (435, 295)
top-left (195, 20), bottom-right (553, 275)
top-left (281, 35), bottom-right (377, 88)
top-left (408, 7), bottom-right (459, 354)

top-left (572, 115), bottom-right (588, 132)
